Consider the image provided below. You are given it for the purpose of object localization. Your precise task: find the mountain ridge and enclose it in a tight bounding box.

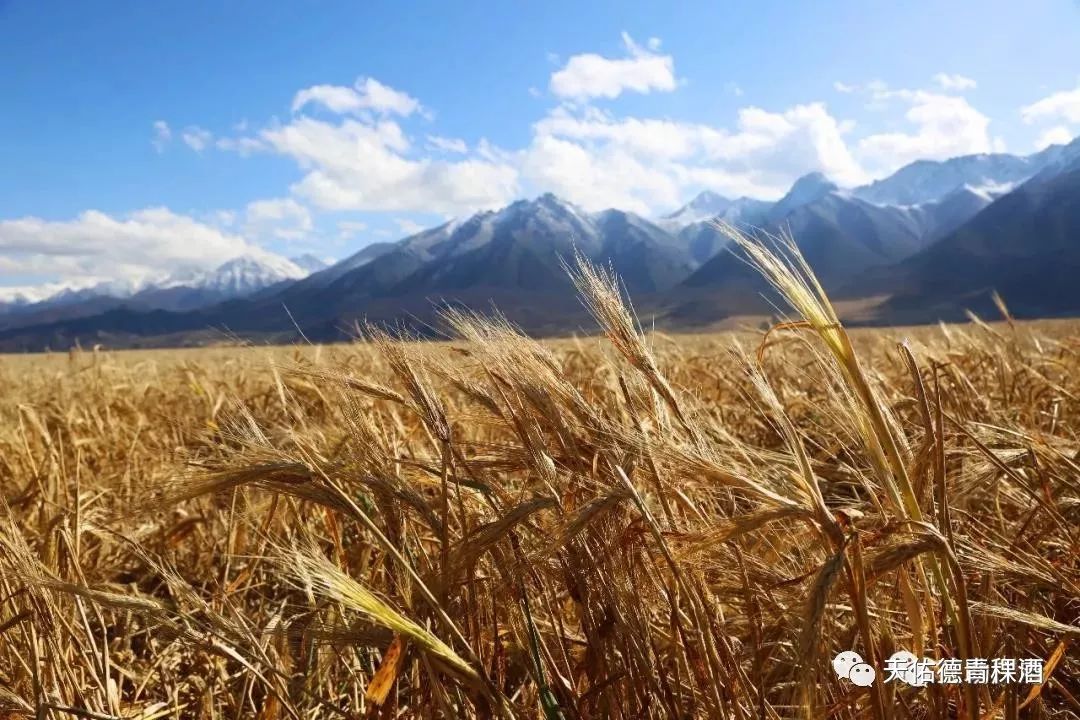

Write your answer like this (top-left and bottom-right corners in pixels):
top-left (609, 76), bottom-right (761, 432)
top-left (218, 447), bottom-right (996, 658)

top-left (3, 134), bottom-right (1080, 349)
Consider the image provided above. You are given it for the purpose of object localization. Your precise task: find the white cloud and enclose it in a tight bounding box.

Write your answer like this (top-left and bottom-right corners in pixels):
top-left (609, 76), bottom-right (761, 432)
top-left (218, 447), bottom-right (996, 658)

top-left (1034, 125), bottom-right (1074, 150)
top-left (534, 107), bottom-right (700, 160)
top-left (181, 126), bottom-right (213, 152)
top-left (257, 115), bottom-right (519, 214)
top-left (0, 208), bottom-right (261, 288)
top-left (475, 138), bottom-right (513, 164)
top-left (151, 121), bottom-right (171, 152)
top-left (336, 220), bottom-right (368, 241)
top-left (215, 135), bottom-right (266, 156)
top-left (291, 85), bottom-right (363, 114)
top-left (292, 77), bottom-right (422, 117)
top-left (426, 135), bottom-right (468, 153)
top-left (522, 134), bottom-right (680, 214)
top-left (846, 79), bottom-right (894, 111)
top-left (858, 90), bottom-right (994, 175)
top-left (244, 197), bottom-right (313, 241)
top-left (1021, 85), bottom-right (1080, 125)
top-left (549, 32), bottom-right (676, 101)
top-left (933, 73), bottom-right (977, 91)
top-left (867, 79), bottom-right (890, 94)
top-left (143, 57), bottom-right (1008, 251)
top-left (210, 210), bottom-right (237, 228)
top-left (358, 77), bottom-right (424, 117)
top-left (523, 101), bottom-right (867, 211)
top-left (725, 82), bottom-right (744, 97)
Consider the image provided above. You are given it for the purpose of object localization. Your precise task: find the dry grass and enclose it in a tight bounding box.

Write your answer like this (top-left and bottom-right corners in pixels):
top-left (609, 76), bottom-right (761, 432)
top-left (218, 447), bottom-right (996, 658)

top-left (1, 238), bottom-right (1078, 719)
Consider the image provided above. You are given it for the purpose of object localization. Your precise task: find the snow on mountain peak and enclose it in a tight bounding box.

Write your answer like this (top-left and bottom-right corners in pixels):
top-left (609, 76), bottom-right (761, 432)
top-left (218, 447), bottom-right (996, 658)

top-left (0, 281), bottom-right (85, 307)
top-left (850, 145), bottom-right (1076, 207)
top-left (767, 173), bottom-right (839, 222)
top-left (168, 252), bottom-right (307, 295)
top-left (0, 276), bottom-right (150, 310)
top-left (959, 181), bottom-right (1017, 203)
top-left (661, 191), bottom-right (734, 227)
top-left (660, 190), bottom-right (776, 233)
top-left (531, 193), bottom-right (589, 219)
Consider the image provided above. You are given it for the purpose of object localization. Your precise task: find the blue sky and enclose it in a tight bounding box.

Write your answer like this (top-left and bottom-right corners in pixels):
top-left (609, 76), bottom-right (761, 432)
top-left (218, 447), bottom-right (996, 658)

top-left (2, 0), bottom-right (1080, 294)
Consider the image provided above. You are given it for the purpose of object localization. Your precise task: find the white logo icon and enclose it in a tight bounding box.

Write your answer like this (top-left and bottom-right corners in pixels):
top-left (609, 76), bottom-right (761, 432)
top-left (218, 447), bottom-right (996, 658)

top-left (848, 662), bottom-right (877, 687)
top-left (833, 651), bottom-right (876, 686)
top-left (833, 651), bottom-right (863, 679)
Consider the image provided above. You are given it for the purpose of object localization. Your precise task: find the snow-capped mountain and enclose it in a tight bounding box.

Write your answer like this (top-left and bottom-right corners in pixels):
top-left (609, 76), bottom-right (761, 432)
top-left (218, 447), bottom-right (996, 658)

top-left (118, 254), bottom-right (310, 312)
top-left (0, 252), bottom-right (315, 329)
top-left (768, 172), bottom-right (839, 223)
top-left (661, 191), bottom-right (771, 230)
top-left (381, 193), bottom-right (656, 294)
top-left (4, 130), bottom-right (1080, 349)
top-left (852, 136), bottom-right (1080, 206)
top-left (271, 193), bottom-right (695, 327)
top-left (0, 276), bottom-right (155, 332)
top-left (659, 191), bottom-right (773, 264)
top-left (0, 284), bottom-right (68, 311)
top-left (874, 149), bottom-right (1080, 321)
top-left (662, 191), bottom-right (732, 228)
top-left (156, 254), bottom-right (306, 295)
top-left (149, 193), bottom-right (699, 343)
top-left (0, 277), bottom-right (150, 316)
top-left (853, 156), bottom-right (1033, 206)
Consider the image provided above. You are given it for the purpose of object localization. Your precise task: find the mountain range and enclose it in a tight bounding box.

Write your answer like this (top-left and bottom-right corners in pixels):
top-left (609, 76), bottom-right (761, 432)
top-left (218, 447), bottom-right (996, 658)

top-left (0, 254), bottom-right (327, 332)
top-left (1, 135), bottom-right (1079, 350)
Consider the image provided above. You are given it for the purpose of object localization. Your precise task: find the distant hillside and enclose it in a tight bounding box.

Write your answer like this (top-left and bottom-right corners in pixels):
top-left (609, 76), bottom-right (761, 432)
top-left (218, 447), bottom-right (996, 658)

top-left (665, 180), bottom-right (999, 325)
top-left (876, 158), bottom-right (1080, 321)
top-left (0, 252), bottom-right (313, 333)
top-left (0, 195), bottom-right (698, 349)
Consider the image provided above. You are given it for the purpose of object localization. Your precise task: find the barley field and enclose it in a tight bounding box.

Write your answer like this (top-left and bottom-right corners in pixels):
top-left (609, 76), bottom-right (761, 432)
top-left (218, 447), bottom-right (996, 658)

top-left (1, 242), bottom-right (1078, 719)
